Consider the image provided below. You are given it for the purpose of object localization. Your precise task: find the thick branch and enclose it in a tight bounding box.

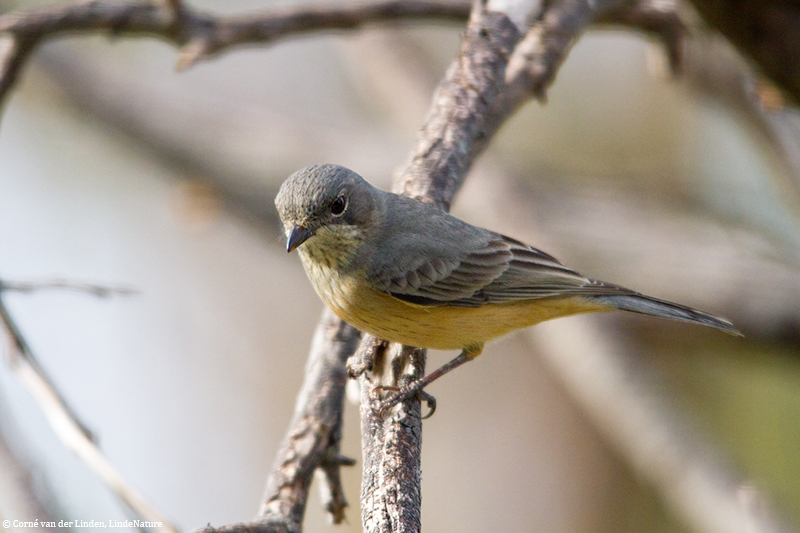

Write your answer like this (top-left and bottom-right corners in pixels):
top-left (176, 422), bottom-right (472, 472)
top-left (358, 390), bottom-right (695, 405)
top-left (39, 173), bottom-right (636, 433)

top-left (258, 309), bottom-right (360, 527)
top-left (394, 7), bottom-right (520, 208)
top-left (358, 4), bottom-right (523, 533)
top-left (356, 0), bottom-right (694, 531)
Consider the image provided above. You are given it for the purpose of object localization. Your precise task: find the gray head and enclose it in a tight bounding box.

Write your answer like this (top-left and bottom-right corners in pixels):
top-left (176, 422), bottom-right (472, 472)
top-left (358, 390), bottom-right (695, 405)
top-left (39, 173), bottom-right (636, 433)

top-left (275, 164), bottom-right (378, 254)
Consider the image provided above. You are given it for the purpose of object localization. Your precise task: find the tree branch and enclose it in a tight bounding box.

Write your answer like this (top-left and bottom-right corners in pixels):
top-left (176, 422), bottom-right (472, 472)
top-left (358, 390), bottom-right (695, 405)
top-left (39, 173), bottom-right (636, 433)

top-left (197, 309), bottom-right (361, 533)
top-left (356, 3), bottom-right (525, 532)
top-left (0, 279), bottom-right (176, 533)
top-left (596, 0), bottom-right (688, 75)
top-left (394, 4), bottom-right (521, 208)
top-left (0, 0), bottom-right (470, 110)
top-left (356, 0), bottom-right (667, 530)
top-left (686, 0), bottom-right (800, 104)
top-left (6, 0), bottom-right (795, 531)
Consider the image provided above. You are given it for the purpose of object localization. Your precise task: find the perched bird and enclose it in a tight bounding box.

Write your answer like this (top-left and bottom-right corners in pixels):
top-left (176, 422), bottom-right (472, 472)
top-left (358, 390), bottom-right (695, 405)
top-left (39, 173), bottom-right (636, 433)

top-left (276, 164), bottom-right (740, 407)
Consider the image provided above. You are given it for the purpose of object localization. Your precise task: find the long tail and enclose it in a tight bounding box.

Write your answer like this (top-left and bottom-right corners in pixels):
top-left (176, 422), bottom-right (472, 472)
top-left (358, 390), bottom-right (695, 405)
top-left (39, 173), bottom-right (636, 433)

top-left (589, 286), bottom-right (742, 336)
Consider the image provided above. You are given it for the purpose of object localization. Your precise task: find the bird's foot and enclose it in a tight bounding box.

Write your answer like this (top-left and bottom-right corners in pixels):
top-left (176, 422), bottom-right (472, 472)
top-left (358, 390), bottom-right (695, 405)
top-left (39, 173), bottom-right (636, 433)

top-left (372, 383), bottom-right (437, 419)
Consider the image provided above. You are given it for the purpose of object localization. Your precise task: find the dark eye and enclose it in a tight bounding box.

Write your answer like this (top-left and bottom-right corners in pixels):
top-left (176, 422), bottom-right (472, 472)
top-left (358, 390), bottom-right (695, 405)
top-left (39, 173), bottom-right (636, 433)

top-left (330, 195), bottom-right (347, 216)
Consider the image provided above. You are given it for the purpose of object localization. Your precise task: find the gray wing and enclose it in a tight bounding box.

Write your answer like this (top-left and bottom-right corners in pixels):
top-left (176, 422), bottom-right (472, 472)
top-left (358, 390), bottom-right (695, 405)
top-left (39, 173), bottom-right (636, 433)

top-left (367, 223), bottom-right (609, 308)
top-left (364, 198), bottom-right (741, 335)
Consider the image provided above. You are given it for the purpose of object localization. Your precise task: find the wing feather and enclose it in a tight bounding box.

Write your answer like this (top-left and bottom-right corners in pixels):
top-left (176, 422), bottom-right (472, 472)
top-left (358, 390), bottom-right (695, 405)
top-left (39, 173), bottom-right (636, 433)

top-left (367, 227), bottom-right (630, 307)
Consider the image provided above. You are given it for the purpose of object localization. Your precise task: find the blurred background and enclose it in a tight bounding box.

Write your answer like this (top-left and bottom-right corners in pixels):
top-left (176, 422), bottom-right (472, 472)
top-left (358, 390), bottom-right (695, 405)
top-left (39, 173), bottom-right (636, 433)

top-left (0, 0), bottom-right (798, 531)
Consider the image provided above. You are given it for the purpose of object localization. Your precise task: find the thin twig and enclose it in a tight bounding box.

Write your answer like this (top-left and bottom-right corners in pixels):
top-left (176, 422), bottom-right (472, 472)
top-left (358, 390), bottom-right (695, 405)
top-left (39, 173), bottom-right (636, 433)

top-left (596, 0), bottom-right (688, 76)
top-left (257, 309), bottom-right (360, 528)
top-left (0, 283), bottom-right (97, 442)
top-left (502, 0), bottom-right (626, 108)
top-left (0, 278), bottom-right (138, 297)
top-left (0, 286), bottom-right (177, 533)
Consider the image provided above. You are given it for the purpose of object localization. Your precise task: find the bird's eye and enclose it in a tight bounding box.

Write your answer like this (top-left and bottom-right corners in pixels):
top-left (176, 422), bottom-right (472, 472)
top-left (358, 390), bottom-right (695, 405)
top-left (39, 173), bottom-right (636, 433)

top-left (330, 195), bottom-right (347, 216)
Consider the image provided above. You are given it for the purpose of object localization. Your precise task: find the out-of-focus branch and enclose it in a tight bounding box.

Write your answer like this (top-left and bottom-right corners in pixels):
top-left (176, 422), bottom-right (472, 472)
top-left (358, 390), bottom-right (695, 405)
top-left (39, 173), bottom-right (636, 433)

top-left (0, 279), bottom-right (177, 533)
top-left (20, 0), bottom-right (691, 241)
top-left (0, 412), bottom-right (58, 532)
top-left (0, 278), bottom-right (136, 441)
top-left (596, 0), bottom-right (689, 75)
top-left (533, 319), bottom-right (794, 533)
top-left (681, 34), bottom-right (800, 217)
top-left (0, 278), bottom-right (137, 298)
top-left (686, 0), bottom-right (800, 104)
top-left (457, 161), bottom-right (797, 533)
top-left (197, 309), bottom-right (361, 533)
top-left (0, 0), bottom-right (470, 110)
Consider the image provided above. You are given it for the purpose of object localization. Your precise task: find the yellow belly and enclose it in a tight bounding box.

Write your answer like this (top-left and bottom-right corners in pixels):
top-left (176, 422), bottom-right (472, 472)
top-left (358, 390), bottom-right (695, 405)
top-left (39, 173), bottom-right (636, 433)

top-left (302, 257), bottom-right (609, 351)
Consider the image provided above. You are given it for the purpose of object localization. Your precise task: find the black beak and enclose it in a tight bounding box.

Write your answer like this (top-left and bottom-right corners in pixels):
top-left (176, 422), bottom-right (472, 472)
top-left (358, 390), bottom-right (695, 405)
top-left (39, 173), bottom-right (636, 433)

top-left (287, 225), bottom-right (314, 252)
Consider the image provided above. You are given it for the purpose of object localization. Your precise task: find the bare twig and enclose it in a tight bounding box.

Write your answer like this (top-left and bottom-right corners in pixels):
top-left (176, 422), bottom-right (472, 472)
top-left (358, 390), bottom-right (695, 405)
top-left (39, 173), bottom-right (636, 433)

top-left (503, 0), bottom-right (628, 107)
top-left (197, 309), bottom-right (361, 533)
top-left (597, 0), bottom-right (689, 75)
top-left (257, 309), bottom-right (359, 528)
top-left (0, 278), bottom-right (137, 297)
top-left (0, 0), bottom-right (470, 110)
top-left (681, 33), bottom-right (800, 216)
top-left (0, 282), bottom-right (177, 533)
top-left (395, 5), bottom-right (520, 206)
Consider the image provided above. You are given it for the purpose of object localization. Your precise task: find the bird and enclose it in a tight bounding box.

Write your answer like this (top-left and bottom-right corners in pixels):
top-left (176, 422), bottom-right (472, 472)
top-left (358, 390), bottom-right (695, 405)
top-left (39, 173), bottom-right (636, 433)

top-left (275, 163), bottom-right (741, 411)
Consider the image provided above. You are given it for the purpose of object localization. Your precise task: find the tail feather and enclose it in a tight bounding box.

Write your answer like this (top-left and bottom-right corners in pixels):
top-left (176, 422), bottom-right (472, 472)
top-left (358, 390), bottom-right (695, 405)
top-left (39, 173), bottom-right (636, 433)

top-left (592, 291), bottom-right (742, 336)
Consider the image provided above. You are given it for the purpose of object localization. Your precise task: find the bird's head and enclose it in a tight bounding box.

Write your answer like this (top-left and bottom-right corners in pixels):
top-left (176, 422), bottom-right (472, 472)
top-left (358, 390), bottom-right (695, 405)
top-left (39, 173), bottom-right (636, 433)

top-left (275, 164), bottom-right (378, 264)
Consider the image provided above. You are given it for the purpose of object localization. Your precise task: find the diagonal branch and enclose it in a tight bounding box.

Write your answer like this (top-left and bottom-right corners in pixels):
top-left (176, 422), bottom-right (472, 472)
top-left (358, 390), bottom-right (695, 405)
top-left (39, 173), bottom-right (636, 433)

top-left (256, 309), bottom-right (360, 529)
top-left (0, 278), bottom-right (136, 441)
top-left (0, 279), bottom-right (177, 533)
top-left (197, 309), bottom-right (361, 533)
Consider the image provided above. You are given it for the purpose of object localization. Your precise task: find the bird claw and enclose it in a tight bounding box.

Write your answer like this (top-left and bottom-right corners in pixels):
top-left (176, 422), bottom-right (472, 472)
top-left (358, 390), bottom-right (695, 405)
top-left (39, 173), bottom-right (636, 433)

top-left (372, 384), bottom-right (437, 419)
